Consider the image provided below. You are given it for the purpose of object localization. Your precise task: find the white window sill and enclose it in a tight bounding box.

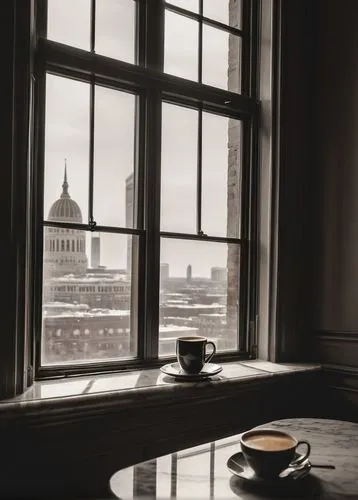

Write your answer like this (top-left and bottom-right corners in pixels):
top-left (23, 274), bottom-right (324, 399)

top-left (0, 360), bottom-right (321, 416)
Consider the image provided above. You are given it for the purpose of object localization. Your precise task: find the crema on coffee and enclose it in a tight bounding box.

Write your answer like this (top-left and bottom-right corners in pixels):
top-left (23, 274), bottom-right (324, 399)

top-left (244, 434), bottom-right (295, 451)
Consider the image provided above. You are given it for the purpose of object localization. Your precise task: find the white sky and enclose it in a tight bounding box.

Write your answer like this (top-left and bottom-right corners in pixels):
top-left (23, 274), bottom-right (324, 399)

top-left (44, 0), bottom-right (241, 277)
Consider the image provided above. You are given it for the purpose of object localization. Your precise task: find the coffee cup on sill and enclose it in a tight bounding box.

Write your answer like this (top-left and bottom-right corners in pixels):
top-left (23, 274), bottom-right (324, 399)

top-left (176, 336), bottom-right (216, 374)
top-left (240, 428), bottom-right (311, 479)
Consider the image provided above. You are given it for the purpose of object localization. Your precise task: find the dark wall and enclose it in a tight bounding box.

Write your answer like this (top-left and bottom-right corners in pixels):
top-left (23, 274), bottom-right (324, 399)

top-left (274, 0), bottom-right (316, 361)
top-left (1, 0), bottom-right (17, 398)
top-left (1, 0), bottom-right (33, 400)
top-left (312, 0), bottom-right (358, 415)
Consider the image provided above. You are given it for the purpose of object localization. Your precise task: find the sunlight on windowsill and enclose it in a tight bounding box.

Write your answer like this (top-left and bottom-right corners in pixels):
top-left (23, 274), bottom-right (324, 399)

top-left (1, 360), bottom-right (321, 409)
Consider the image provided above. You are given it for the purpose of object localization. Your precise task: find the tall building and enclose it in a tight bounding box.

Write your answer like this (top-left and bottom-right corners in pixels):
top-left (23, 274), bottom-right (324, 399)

top-left (125, 173), bottom-right (134, 275)
top-left (211, 267), bottom-right (227, 282)
top-left (91, 233), bottom-right (101, 268)
top-left (43, 162), bottom-right (88, 278)
top-left (186, 264), bottom-right (192, 283)
top-left (160, 263), bottom-right (169, 283)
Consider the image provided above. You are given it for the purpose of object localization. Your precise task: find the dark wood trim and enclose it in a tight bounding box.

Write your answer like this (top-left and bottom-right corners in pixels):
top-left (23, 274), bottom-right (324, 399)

top-left (2, 0), bottom-right (17, 400)
top-left (38, 39), bottom-right (258, 116)
top-left (315, 330), bottom-right (358, 342)
top-left (1, 0), bottom-right (34, 399)
top-left (271, 0), bottom-right (317, 362)
top-left (324, 364), bottom-right (358, 375)
top-left (318, 364), bottom-right (358, 422)
top-left (313, 330), bottom-right (358, 368)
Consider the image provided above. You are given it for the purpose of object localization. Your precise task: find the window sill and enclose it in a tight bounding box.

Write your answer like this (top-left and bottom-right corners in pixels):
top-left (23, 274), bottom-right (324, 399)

top-left (0, 360), bottom-right (323, 499)
top-left (0, 360), bottom-right (321, 419)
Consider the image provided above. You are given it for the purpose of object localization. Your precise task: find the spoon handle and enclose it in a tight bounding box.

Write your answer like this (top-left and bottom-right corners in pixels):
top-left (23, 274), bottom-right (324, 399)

top-left (311, 464), bottom-right (335, 469)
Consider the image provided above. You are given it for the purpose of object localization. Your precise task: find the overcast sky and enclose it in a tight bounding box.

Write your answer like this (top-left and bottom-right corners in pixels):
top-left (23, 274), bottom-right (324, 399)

top-left (44, 0), bottom-right (241, 277)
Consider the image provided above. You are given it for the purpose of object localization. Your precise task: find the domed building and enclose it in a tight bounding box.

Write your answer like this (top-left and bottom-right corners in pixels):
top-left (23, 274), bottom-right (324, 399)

top-left (43, 164), bottom-right (88, 277)
top-left (42, 163), bottom-right (132, 363)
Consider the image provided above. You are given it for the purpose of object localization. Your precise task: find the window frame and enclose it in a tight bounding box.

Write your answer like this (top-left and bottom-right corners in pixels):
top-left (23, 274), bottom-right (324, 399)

top-left (28, 0), bottom-right (260, 379)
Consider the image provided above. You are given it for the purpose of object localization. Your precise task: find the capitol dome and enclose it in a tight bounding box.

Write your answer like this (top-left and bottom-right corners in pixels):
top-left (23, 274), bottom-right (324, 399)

top-left (43, 162), bottom-right (88, 278)
top-left (48, 166), bottom-right (83, 223)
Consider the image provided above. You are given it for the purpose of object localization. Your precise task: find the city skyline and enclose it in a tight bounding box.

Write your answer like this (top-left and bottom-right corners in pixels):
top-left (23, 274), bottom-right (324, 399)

top-left (44, 1), bottom-right (242, 276)
top-left (45, 166), bottom-right (230, 279)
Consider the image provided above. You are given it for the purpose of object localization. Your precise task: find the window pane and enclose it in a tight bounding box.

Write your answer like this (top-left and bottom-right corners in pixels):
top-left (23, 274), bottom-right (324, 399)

top-left (159, 239), bottom-right (240, 356)
top-left (95, 0), bottom-right (136, 64)
top-left (47, 0), bottom-right (91, 50)
top-left (203, 0), bottom-right (242, 28)
top-left (93, 86), bottom-right (136, 227)
top-left (202, 25), bottom-right (241, 93)
top-left (42, 231), bottom-right (138, 365)
top-left (161, 103), bottom-right (198, 233)
top-left (202, 113), bottom-right (242, 238)
top-left (44, 74), bottom-right (90, 224)
top-left (167, 0), bottom-right (199, 12)
top-left (164, 11), bottom-right (198, 81)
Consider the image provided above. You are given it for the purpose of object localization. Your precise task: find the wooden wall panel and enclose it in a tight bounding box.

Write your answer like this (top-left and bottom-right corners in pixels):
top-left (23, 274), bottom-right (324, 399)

top-left (312, 0), bottom-right (358, 421)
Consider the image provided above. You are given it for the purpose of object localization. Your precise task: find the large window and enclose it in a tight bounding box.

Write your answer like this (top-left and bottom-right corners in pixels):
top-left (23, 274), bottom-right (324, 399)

top-left (33, 0), bottom-right (258, 376)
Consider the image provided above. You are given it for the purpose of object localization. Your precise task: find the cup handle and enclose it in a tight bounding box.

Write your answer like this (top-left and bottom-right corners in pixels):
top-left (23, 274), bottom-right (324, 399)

top-left (290, 440), bottom-right (311, 467)
top-left (204, 341), bottom-right (216, 364)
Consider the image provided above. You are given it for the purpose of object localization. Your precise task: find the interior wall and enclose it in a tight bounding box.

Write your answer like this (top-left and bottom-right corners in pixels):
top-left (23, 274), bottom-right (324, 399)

top-left (313, 0), bottom-right (358, 415)
top-left (270, 0), bottom-right (316, 362)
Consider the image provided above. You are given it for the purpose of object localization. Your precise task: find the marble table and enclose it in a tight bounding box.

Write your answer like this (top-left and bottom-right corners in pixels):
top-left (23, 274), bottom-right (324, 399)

top-left (109, 418), bottom-right (358, 499)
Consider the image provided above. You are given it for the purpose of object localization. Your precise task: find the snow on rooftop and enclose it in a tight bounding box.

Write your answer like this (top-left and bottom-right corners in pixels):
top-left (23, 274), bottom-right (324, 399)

top-left (44, 307), bottom-right (131, 319)
top-left (43, 302), bottom-right (89, 310)
top-left (159, 325), bottom-right (199, 332)
top-left (48, 273), bottom-right (129, 283)
top-left (163, 303), bottom-right (225, 309)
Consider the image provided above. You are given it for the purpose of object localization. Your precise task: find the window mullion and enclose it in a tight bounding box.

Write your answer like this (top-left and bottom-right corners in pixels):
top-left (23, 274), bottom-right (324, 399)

top-left (142, 0), bottom-right (165, 360)
top-left (198, 0), bottom-right (203, 84)
top-left (88, 83), bottom-right (95, 227)
top-left (88, 0), bottom-right (96, 227)
top-left (33, 0), bottom-right (47, 378)
top-left (196, 1), bottom-right (203, 236)
top-left (238, 117), bottom-right (254, 352)
top-left (196, 108), bottom-right (203, 235)
top-left (136, 0), bottom-right (146, 66)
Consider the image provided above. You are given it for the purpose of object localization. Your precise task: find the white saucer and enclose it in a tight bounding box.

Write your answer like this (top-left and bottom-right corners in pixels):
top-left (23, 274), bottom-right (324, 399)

top-left (160, 362), bottom-right (223, 380)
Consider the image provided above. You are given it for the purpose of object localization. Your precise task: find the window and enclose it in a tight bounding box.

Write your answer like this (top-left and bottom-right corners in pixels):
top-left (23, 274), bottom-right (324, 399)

top-left (32, 0), bottom-right (258, 377)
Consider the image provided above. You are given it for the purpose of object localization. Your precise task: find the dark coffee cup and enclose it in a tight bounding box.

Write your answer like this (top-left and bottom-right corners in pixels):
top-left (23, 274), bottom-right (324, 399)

top-left (240, 428), bottom-right (311, 479)
top-left (176, 336), bottom-right (216, 374)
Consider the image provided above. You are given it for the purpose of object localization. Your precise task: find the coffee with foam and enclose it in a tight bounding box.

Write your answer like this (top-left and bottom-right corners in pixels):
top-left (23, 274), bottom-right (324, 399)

top-left (244, 434), bottom-right (295, 451)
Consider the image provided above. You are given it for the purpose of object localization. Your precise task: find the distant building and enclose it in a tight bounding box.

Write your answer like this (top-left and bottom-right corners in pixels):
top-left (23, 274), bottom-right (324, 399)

top-left (158, 325), bottom-right (199, 356)
top-left (42, 165), bottom-right (132, 362)
top-left (211, 267), bottom-right (227, 282)
top-left (43, 273), bottom-right (131, 310)
top-left (91, 234), bottom-right (101, 268)
top-left (42, 302), bottom-right (202, 362)
top-left (42, 304), bottom-right (132, 362)
top-left (160, 263), bottom-right (169, 283)
top-left (125, 173), bottom-right (134, 275)
top-left (43, 163), bottom-right (88, 278)
top-left (186, 264), bottom-right (192, 283)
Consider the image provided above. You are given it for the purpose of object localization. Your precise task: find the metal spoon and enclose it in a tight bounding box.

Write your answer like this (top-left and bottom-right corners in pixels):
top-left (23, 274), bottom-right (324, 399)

top-left (291, 462), bottom-right (335, 480)
top-left (291, 461), bottom-right (312, 480)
